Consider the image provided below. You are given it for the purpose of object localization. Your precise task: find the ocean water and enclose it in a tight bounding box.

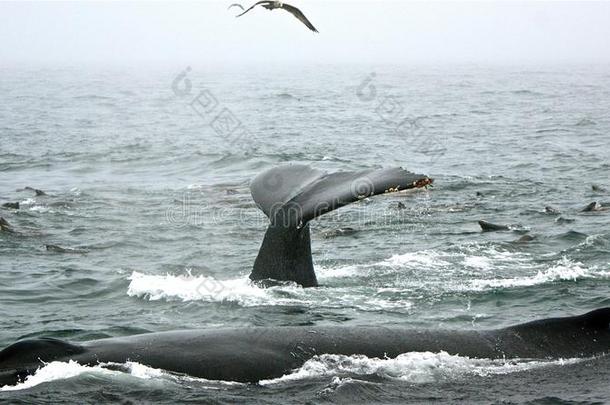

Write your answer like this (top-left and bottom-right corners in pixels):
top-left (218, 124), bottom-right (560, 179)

top-left (1, 64), bottom-right (609, 403)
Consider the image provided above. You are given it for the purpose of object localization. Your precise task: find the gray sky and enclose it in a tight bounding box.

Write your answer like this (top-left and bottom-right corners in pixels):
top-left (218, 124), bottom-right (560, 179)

top-left (1, 1), bottom-right (609, 67)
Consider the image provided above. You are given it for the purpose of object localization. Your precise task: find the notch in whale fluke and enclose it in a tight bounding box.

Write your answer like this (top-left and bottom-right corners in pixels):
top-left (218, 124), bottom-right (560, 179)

top-left (249, 164), bottom-right (433, 287)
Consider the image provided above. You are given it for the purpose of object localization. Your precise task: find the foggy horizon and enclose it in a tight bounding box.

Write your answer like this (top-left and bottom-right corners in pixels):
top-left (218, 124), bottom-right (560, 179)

top-left (2, 1), bottom-right (610, 69)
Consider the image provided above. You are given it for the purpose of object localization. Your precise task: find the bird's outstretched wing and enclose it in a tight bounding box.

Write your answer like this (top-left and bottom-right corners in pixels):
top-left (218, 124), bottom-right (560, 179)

top-left (228, 3), bottom-right (245, 11)
top-left (281, 3), bottom-right (318, 32)
top-left (236, 0), bottom-right (271, 17)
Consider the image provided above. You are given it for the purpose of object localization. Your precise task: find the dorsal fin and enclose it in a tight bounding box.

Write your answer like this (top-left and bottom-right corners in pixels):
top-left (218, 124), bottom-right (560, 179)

top-left (508, 307), bottom-right (610, 333)
top-left (249, 164), bottom-right (433, 287)
top-left (575, 307), bottom-right (610, 329)
top-left (0, 338), bottom-right (84, 371)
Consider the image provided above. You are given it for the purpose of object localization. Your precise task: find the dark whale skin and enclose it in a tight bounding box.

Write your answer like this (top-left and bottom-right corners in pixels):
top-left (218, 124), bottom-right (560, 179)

top-left (1, 308), bottom-right (609, 386)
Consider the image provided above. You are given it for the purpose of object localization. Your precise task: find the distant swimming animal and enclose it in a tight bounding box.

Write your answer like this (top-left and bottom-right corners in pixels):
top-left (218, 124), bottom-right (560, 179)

top-left (592, 185), bottom-right (607, 193)
top-left (478, 220), bottom-right (511, 232)
top-left (0, 217), bottom-right (13, 232)
top-left (235, 1), bottom-right (319, 33)
top-left (1, 202), bottom-right (19, 210)
top-left (582, 202), bottom-right (607, 212)
top-left (321, 227), bottom-right (358, 239)
top-left (555, 216), bottom-right (575, 224)
top-left (544, 206), bottom-right (560, 215)
top-left (513, 234), bottom-right (536, 244)
top-left (1, 308), bottom-right (609, 386)
top-left (22, 187), bottom-right (46, 196)
top-left (249, 164), bottom-right (432, 287)
top-left (45, 244), bottom-right (89, 254)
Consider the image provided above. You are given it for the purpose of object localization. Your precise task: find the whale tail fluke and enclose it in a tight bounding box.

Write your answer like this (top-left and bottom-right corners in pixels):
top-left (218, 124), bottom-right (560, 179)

top-left (249, 164), bottom-right (433, 287)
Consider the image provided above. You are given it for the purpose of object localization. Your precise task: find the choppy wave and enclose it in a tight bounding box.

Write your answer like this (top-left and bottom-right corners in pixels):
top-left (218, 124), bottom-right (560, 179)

top-left (259, 352), bottom-right (585, 385)
top-left (377, 249), bottom-right (609, 291)
top-left (0, 361), bottom-right (162, 391)
top-left (380, 246), bottom-right (532, 273)
top-left (0, 360), bottom-right (243, 392)
top-left (1, 353), bottom-right (587, 391)
top-left (575, 117), bottom-right (597, 126)
top-left (467, 257), bottom-right (610, 291)
top-left (126, 270), bottom-right (415, 311)
top-left (126, 249), bottom-right (609, 310)
top-left (127, 270), bottom-right (271, 305)
top-left (18, 198), bottom-right (45, 211)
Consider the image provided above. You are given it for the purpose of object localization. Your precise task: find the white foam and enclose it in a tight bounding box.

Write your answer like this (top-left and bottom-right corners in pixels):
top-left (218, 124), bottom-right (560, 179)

top-left (318, 376), bottom-right (371, 395)
top-left (316, 264), bottom-right (363, 279)
top-left (381, 250), bottom-right (452, 268)
top-left (463, 255), bottom-right (493, 270)
top-left (127, 270), bottom-right (269, 305)
top-left (126, 362), bottom-right (166, 379)
top-left (469, 257), bottom-right (610, 290)
top-left (581, 234), bottom-right (609, 247)
top-left (28, 205), bottom-right (52, 213)
top-left (19, 198), bottom-right (52, 213)
top-left (0, 360), bottom-right (246, 391)
top-left (380, 246), bottom-right (532, 274)
top-left (0, 352), bottom-right (588, 391)
top-left (1, 361), bottom-right (118, 391)
top-left (126, 251), bottom-right (609, 308)
top-left (459, 245), bottom-right (532, 266)
top-left (126, 271), bottom-right (415, 311)
top-left (259, 352), bottom-right (584, 385)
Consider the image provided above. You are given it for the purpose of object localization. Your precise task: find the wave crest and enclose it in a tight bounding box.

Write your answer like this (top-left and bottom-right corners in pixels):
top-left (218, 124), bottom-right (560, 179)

top-left (260, 352), bottom-right (584, 385)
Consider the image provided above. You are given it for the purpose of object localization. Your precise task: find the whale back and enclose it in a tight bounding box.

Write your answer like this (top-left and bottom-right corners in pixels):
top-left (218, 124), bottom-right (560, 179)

top-left (1, 309), bottom-right (609, 386)
top-left (508, 307), bottom-right (610, 333)
top-left (0, 337), bottom-right (85, 386)
top-left (498, 307), bottom-right (610, 357)
top-left (249, 164), bottom-right (432, 286)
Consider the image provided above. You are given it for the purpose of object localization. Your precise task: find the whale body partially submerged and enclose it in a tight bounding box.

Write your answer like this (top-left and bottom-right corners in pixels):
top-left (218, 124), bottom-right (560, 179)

top-left (1, 308), bottom-right (609, 386)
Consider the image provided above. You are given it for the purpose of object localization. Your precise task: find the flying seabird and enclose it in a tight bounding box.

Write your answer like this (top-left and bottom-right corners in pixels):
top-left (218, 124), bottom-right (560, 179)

top-left (234, 1), bottom-right (318, 33)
